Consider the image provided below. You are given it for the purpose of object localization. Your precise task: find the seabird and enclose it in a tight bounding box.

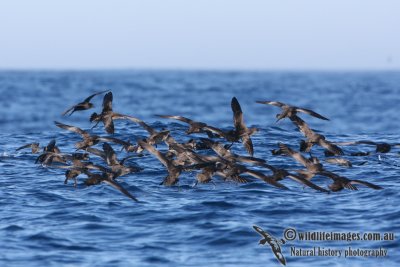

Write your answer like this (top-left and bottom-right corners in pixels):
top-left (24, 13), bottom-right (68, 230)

top-left (125, 117), bottom-right (170, 147)
top-left (256, 100), bottom-right (329, 122)
top-left (36, 151), bottom-right (90, 166)
top-left (35, 140), bottom-right (63, 164)
top-left (230, 97), bottom-right (258, 156)
top-left (280, 143), bottom-right (382, 191)
top-left (62, 90), bottom-right (109, 116)
top-left (138, 140), bottom-right (214, 186)
top-left (278, 143), bottom-right (325, 174)
top-left (200, 138), bottom-right (265, 166)
top-left (90, 92), bottom-right (139, 134)
top-left (334, 140), bottom-right (400, 153)
top-left (59, 162), bottom-right (106, 187)
top-left (82, 170), bottom-right (138, 202)
top-left (317, 171), bottom-right (383, 192)
top-left (54, 121), bottom-right (124, 150)
top-left (155, 115), bottom-right (221, 137)
top-left (102, 143), bottom-right (141, 177)
top-left (16, 142), bottom-right (40, 154)
top-left (261, 163), bottom-right (329, 193)
top-left (291, 116), bottom-right (343, 155)
top-left (324, 158), bottom-right (352, 167)
top-left (216, 164), bottom-right (288, 189)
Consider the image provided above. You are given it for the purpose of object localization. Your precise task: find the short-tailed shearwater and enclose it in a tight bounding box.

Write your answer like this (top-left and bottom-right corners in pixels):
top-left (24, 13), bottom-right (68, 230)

top-left (90, 92), bottom-right (139, 134)
top-left (35, 140), bottom-right (63, 164)
top-left (325, 158), bottom-right (352, 167)
top-left (16, 143), bottom-right (40, 154)
top-left (138, 140), bottom-right (214, 186)
top-left (291, 116), bottom-right (343, 155)
top-left (334, 140), bottom-right (400, 153)
top-left (229, 97), bottom-right (258, 156)
top-left (278, 143), bottom-right (324, 179)
top-left (256, 100), bottom-right (329, 122)
top-left (54, 121), bottom-right (125, 150)
top-left (317, 171), bottom-right (383, 192)
top-left (82, 170), bottom-right (138, 202)
top-left (102, 143), bottom-right (141, 177)
top-left (155, 115), bottom-right (221, 138)
top-left (261, 163), bottom-right (329, 193)
top-left (217, 164), bottom-right (288, 189)
top-left (125, 117), bottom-right (170, 146)
top-left (62, 90), bottom-right (109, 116)
top-left (55, 121), bottom-right (103, 150)
top-left (200, 138), bottom-right (265, 166)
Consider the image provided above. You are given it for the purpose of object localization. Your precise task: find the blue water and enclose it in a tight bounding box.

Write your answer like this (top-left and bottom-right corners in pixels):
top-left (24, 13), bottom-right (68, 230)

top-left (0, 70), bottom-right (399, 267)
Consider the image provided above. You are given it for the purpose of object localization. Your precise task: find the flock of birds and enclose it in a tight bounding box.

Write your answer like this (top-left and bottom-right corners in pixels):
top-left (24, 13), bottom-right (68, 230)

top-left (16, 90), bottom-right (392, 202)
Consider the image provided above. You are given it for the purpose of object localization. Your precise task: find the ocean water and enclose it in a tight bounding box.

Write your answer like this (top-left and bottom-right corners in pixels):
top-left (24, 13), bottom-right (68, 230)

top-left (0, 70), bottom-right (399, 267)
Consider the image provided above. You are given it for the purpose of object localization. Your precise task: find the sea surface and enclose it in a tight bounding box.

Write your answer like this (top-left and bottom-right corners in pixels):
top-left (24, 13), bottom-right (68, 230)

top-left (0, 70), bottom-right (399, 267)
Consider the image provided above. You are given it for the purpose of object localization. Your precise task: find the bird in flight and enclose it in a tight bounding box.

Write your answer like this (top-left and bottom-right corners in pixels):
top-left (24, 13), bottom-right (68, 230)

top-left (253, 225), bottom-right (287, 266)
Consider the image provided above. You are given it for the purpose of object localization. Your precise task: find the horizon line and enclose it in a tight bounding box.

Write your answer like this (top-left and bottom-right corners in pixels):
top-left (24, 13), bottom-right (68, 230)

top-left (0, 66), bottom-right (400, 73)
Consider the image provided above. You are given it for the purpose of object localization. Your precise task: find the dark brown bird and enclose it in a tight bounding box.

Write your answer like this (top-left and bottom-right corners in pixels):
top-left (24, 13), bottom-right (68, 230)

top-left (86, 145), bottom-right (136, 165)
top-left (165, 142), bottom-right (205, 165)
top-left (214, 168), bottom-right (251, 183)
top-left (62, 90), bottom-right (109, 116)
top-left (35, 140), bottom-right (63, 164)
top-left (196, 165), bottom-right (218, 184)
top-left (90, 92), bottom-right (139, 134)
top-left (64, 168), bottom-right (83, 187)
top-left (278, 143), bottom-right (325, 174)
top-left (16, 142), bottom-right (40, 154)
top-left (55, 121), bottom-right (101, 150)
top-left (102, 143), bottom-right (141, 177)
top-left (64, 163), bottom-right (107, 187)
top-left (317, 171), bottom-right (383, 192)
top-left (158, 139), bottom-right (222, 185)
top-left (43, 139), bottom-right (61, 153)
top-left (125, 117), bottom-right (170, 147)
top-left (325, 158), bottom-right (352, 167)
top-left (217, 164), bottom-right (288, 189)
top-left (256, 100), bottom-right (329, 122)
top-left (54, 121), bottom-right (121, 150)
top-left (36, 151), bottom-right (90, 166)
top-left (138, 140), bottom-right (213, 186)
top-left (262, 163), bottom-right (329, 193)
top-left (85, 135), bottom-right (140, 153)
top-left (334, 140), bottom-right (400, 153)
top-left (82, 170), bottom-right (138, 202)
top-left (159, 137), bottom-right (226, 185)
top-left (155, 115), bottom-right (221, 137)
top-left (35, 152), bottom-right (67, 165)
top-left (137, 120), bottom-right (170, 146)
top-left (183, 139), bottom-right (210, 150)
top-left (200, 138), bottom-right (265, 166)
top-left (60, 162), bottom-right (107, 187)
top-left (229, 97), bottom-right (258, 156)
top-left (291, 116), bottom-right (343, 155)
top-left (58, 160), bottom-right (106, 187)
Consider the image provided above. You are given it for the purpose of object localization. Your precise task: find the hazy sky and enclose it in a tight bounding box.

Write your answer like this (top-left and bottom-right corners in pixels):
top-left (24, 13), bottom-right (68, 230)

top-left (0, 0), bottom-right (399, 70)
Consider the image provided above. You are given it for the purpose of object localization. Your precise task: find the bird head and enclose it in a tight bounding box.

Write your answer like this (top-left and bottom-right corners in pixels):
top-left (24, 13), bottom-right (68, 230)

top-left (90, 112), bottom-right (99, 122)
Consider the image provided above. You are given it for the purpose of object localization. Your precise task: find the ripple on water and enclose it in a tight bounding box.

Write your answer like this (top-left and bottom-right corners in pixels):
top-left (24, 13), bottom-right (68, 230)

top-left (2, 225), bottom-right (25, 231)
